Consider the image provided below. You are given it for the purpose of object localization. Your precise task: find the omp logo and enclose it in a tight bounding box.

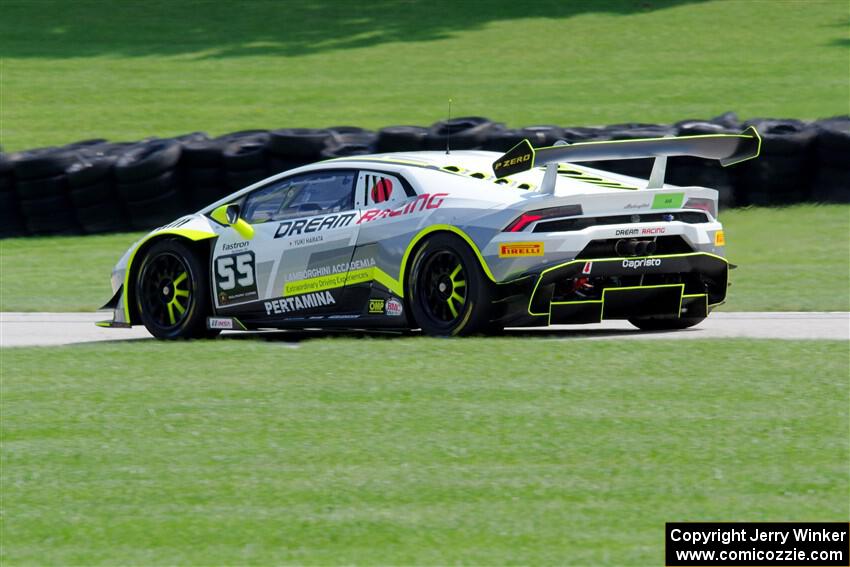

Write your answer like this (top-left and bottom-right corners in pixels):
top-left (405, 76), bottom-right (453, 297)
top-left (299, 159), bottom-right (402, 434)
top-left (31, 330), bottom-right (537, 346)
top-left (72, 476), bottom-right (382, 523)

top-left (622, 258), bottom-right (662, 269)
top-left (495, 153), bottom-right (532, 171)
top-left (264, 291), bottom-right (336, 315)
top-left (368, 299), bottom-right (385, 314)
top-left (499, 242), bottom-right (544, 258)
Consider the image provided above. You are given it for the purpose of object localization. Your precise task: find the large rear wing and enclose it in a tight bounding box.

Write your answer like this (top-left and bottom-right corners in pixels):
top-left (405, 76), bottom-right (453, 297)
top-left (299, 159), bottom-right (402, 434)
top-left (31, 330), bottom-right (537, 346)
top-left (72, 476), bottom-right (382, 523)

top-left (491, 126), bottom-right (761, 179)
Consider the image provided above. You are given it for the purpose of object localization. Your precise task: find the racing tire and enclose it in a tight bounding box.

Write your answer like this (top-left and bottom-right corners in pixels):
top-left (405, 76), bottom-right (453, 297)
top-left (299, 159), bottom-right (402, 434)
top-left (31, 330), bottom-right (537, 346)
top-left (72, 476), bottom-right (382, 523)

top-left (407, 233), bottom-right (494, 336)
top-left (135, 239), bottom-right (218, 339)
top-left (628, 316), bottom-right (706, 331)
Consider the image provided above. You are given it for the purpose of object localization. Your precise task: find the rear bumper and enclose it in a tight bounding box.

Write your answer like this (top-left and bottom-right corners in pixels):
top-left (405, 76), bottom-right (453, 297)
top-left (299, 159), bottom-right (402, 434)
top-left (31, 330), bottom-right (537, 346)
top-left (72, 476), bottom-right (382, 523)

top-left (495, 252), bottom-right (728, 326)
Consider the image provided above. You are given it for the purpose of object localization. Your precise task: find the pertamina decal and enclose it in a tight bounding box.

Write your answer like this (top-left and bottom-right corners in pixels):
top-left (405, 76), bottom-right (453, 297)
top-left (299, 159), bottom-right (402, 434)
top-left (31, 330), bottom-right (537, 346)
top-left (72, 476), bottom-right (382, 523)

top-left (264, 291), bottom-right (336, 315)
top-left (499, 242), bottom-right (544, 258)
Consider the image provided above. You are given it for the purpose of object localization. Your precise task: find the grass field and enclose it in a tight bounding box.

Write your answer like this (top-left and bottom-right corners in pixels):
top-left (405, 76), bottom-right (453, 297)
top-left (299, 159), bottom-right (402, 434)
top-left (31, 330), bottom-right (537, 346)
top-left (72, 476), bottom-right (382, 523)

top-left (2, 338), bottom-right (847, 564)
top-left (1, 204), bottom-right (847, 313)
top-left (2, 0), bottom-right (848, 151)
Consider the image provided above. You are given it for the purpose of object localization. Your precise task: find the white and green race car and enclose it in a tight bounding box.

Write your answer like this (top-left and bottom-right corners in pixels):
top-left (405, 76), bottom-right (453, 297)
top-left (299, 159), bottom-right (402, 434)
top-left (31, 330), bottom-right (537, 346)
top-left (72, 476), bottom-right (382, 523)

top-left (99, 127), bottom-right (760, 338)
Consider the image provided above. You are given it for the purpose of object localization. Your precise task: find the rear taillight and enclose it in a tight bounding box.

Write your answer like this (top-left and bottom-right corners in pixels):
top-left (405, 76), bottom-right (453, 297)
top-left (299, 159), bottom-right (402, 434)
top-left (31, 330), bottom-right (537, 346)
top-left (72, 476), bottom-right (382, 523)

top-left (503, 204), bottom-right (582, 232)
top-left (684, 197), bottom-right (717, 219)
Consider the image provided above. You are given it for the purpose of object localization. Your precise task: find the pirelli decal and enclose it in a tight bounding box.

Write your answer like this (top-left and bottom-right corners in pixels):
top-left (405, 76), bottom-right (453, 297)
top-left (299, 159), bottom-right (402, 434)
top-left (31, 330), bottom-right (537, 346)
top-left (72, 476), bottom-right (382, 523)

top-left (499, 242), bottom-right (544, 258)
top-left (492, 139), bottom-right (535, 178)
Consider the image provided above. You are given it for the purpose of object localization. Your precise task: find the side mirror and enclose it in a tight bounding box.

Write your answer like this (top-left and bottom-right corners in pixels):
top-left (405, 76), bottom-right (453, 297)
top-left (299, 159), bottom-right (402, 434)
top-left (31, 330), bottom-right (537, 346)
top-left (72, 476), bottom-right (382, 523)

top-left (225, 203), bottom-right (241, 224)
top-left (210, 203), bottom-right (254, 240)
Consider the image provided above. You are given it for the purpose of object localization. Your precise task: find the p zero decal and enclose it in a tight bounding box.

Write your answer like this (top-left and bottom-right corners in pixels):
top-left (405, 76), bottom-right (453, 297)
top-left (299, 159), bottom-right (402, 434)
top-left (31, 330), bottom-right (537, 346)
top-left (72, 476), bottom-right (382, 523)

top-left (492, 139), bottom-right (535, 178)
top-left (215, 251), bottom-right (258, 306)
top-left (499, 242), bottom-right (544, 258)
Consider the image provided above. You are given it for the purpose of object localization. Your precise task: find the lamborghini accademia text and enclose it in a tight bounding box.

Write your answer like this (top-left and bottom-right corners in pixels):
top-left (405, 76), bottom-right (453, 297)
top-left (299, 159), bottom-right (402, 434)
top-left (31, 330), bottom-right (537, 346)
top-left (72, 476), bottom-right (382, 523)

top-left (99, 127), bottom-right (760, 338)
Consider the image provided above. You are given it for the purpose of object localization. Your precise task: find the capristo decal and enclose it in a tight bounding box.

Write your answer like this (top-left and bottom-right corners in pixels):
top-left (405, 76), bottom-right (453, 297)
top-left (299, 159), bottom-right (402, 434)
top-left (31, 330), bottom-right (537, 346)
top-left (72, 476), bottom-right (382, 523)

top-left (622, 258), bottom-right (662, 269)
top-left (358, 193), bottom-right (447, 224)
top-left (499, 242), bottom-right (544, 258)
top-left (274, 212), bottom-right (356, 239)
top-left (264, 291), bottom-right (336, 315)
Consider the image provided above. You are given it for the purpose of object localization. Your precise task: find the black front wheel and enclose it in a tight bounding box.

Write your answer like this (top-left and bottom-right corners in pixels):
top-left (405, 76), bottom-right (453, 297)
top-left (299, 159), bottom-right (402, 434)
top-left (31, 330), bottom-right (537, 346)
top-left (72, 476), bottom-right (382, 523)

top-left (135, 239), bottom-right (218, 339)
top-left (408, 234), bottom-right (494, 336)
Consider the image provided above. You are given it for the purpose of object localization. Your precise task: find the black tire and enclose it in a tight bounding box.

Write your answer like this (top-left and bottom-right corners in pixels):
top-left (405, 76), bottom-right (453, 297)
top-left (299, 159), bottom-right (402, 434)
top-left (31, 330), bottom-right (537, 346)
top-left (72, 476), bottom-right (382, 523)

top-left (125, 188), bottom-right (184, 230)
top-left (19, 194), bottom-right (71, 217)
top-left (628, 316), bottom-right (706, 331)
top-left (179, 139), bottom-right (226, 168)
top-left (69, 180), bottom-right (116, 208)
top-left (268, 128), bottom-right (333, 159)
top-left (66, 155), bottom-right (116, 188)
top-left (23, 209), bottom-right (80, 235)
top-left (15, 174), bottom-right (68, 200)
top-left (226, 168), bottom-right (267, 191)
top-left (75, 201), bottom-right (128, 234)
top-left (268, 156), bottom-right (304, 174)
top-left (319, 132), bottom-right (376, 158)
top-left (135, 239), bottom-right (216, 339)
top-left (11, 148), bottom-right (79, 180)
top-left (118, 170), bottom-right (178, 203)
top-left (376, 125), bottom-right (429, 152)
top-left (114, 140), bottom-right (182, 183)
top-left (222, 135), bottom-right (270, 170)
top-left (424, 116), bottom-right (503, 151)
top-left (407, 233), bottom-right (494, 336)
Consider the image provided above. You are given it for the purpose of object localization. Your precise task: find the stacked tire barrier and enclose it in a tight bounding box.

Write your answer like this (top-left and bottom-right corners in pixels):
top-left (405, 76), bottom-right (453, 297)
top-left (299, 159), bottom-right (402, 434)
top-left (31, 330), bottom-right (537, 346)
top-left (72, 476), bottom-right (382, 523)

top-left (1, 113), bottom-right (847, 238)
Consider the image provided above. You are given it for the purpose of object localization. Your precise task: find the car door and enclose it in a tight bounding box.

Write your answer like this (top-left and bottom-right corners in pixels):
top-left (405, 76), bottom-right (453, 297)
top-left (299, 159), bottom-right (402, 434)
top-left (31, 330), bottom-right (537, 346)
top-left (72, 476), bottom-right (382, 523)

top-left (211, 169), bottom-right (360, 320)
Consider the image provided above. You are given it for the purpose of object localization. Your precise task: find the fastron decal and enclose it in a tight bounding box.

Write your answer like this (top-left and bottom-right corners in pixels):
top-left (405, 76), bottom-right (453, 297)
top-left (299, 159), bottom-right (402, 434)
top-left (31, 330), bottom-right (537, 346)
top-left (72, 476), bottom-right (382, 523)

top-left (264, 291), bottom-right (336, 315)
top-left (274, 212), bottom-right (356, 239)
top-left (358, 193), bottom-right (447, 224)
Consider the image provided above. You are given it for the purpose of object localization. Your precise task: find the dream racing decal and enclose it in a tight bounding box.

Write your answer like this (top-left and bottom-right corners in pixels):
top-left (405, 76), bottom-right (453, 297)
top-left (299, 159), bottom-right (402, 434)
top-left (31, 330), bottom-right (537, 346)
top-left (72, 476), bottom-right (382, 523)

top-left (499, 242), bottom-right (544, 258)
top-left (274, 212), bottom-right (356, 239)
top-left (358, 193), bottom-right (447, 224)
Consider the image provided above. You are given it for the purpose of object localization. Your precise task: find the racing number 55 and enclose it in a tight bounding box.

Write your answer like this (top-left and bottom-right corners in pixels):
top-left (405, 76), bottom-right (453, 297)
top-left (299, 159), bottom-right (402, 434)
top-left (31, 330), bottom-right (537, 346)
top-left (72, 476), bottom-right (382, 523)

top-left (216, 252), bottom-right (255, 291)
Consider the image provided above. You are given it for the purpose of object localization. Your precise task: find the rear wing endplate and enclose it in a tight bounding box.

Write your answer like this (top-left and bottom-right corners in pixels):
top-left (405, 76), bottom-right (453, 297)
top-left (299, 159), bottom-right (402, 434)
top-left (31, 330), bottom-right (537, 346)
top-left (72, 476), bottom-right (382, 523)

top-left (491, 126), bottom-right (761, 179)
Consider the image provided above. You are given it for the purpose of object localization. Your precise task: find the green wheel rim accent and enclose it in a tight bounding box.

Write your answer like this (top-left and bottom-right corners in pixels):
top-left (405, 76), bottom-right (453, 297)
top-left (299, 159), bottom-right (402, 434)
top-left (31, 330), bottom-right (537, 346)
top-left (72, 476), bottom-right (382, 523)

top-left (420, 249), bottom-right (468, 325)
top-left (140, 254), bottom-right (193, 329)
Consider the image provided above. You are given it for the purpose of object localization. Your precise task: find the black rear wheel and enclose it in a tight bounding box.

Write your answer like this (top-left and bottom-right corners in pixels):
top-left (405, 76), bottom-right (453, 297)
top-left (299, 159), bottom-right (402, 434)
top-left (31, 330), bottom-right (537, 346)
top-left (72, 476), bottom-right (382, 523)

top-left (136, 239), bottom-right (218, 339)
top-left (628, 316), bottom-right (705, 331)
top-left (408, 234), bottom-right (494, 336)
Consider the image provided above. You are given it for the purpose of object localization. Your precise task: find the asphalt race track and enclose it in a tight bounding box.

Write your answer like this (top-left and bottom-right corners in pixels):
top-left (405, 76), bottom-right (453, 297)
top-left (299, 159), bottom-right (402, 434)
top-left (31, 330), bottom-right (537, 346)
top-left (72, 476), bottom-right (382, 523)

top-left (1, 312), bottom-right (847, 347)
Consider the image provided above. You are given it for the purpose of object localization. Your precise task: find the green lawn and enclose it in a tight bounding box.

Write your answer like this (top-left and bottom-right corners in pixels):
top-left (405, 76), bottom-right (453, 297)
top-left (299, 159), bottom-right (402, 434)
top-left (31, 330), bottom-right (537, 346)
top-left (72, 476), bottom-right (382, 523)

top-left (2, 338), bottom-right (847, 565)
top-left (1, 205), bottom-right (847, 312)
top-left (2, 0), bottom-right (848, 151)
